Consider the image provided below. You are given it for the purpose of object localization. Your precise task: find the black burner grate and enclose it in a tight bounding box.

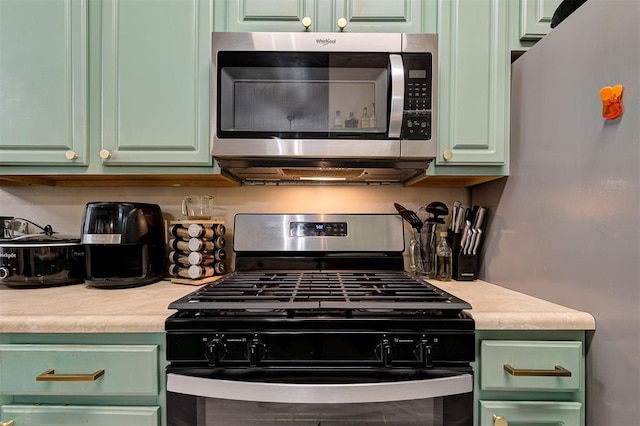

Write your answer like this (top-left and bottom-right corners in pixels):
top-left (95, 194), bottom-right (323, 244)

top-left (169, 271), bottom-right (471, 311)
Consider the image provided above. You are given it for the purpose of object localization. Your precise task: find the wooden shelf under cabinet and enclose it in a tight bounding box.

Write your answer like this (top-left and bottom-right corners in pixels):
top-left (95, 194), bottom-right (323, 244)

top-left (0, 174), bottom-right (502, 188)
top-left (0, 174), bottom-right (240, 187)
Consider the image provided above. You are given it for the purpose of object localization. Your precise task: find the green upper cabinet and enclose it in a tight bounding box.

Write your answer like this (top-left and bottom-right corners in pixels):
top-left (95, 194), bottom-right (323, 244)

top-left (215, 0), bottom-right (318, 32)
top-left (509, 0), bottom-right (561, 52)
top-left (100, 0), bottom-right (212, 166)
top-left (217, 0), bottom-right (437, 33)
top-left (433, 0), bottom-right (510, 169)
top-left (0, 0), bottom-right (214, 170)
top-left (0, 0), bottom-right (89, 166)
top-left (519, 0), bottom-right (560, 40)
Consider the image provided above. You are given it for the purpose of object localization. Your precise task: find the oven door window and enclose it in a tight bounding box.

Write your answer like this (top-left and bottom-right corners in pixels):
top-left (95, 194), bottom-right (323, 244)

top-left (167, 369), bottom-right (473, 426)
top-left (216, 52), bottom-right (390, 140)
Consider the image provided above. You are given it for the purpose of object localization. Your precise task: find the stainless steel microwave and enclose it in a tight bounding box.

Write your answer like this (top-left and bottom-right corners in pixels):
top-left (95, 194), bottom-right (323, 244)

top-left (211, 32), bottom-right (438, 185)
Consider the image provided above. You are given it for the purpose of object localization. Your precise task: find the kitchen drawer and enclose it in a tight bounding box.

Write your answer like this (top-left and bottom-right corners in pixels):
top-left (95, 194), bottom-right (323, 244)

top-left (480, 340), bottom-right (581, 391)
top-left (1, 404), bottom-right (158, 426)
top-left (0, 344), bottom-right (158, 396)
top-left (479, 400), bottom-right (581, 425)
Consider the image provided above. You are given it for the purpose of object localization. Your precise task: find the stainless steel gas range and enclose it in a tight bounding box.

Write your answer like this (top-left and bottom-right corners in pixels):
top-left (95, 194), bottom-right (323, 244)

top-left (165, 214), bottom-right (475, 425)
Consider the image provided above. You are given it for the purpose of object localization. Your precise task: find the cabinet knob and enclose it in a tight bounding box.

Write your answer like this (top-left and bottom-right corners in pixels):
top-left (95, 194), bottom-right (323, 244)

top-left (0, 420), bottom-right (15, 426)
top-left (443, 149), bottom-right (454, 161)
top-left (99, 149), bottom-right (112, 160)
top-left (493, 415), bottom-right (508, 426)
top-left (64, 150), bottom-right (78, 160)
top-left (337, 17), bottom-right (348, 30)
top-left (301, 17), bottom-right (312, 30)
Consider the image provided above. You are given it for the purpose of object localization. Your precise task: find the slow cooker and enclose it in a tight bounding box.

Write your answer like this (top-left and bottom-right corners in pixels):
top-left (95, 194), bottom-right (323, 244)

top-left (0, 234), bottom-right (86, 287)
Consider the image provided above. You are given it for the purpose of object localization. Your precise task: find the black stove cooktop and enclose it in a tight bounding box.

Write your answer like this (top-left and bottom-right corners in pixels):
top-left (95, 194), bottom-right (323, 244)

top-left (168, 271), bottom-right (471, 314)
top-left (165, 271), bottom-right (475, 368)
top-left (166, 214), bottom-right (475, 369)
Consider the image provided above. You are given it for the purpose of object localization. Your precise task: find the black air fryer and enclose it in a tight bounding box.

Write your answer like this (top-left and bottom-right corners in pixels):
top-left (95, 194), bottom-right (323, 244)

top-left (81, 202), bottom-right (165, 288)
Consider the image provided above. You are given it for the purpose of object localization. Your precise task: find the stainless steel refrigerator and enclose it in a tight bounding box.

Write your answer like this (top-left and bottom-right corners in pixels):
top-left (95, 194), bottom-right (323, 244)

top-left (473, 0), bottom-right (639, 425)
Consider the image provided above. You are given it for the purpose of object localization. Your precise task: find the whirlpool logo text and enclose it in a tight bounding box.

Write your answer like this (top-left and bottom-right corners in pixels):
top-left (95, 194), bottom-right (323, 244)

top-left (316, 38), bottom-right (337, 46)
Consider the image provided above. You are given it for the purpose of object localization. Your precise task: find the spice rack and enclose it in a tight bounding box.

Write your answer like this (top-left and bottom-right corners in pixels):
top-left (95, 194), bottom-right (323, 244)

top-left (167, 220), bottom-right (227, 285)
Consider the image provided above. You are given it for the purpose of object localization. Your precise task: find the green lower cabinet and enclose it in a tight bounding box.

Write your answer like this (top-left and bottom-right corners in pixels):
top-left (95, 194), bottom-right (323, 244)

top-left (0, 334), bottom-right (166, 426)
top-left (474, 331), bottom-right (586, 426)
top-left (480, 400), bottom-right (582, 426)
top-left (480, 340), bottom-right (582, 392)
top-left (1, 405), bottom-right (158, 426)
top-left (0, 344), bottom-right (158, 396)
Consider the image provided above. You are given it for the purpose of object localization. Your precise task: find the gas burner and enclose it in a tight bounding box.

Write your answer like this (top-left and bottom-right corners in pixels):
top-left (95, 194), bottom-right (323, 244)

top-left (169, 270), bottom-right (470, 316)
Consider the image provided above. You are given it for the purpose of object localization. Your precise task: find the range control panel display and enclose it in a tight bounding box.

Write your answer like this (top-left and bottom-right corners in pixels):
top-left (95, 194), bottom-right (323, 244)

top-left (290, 222), bottom-right (347, 237)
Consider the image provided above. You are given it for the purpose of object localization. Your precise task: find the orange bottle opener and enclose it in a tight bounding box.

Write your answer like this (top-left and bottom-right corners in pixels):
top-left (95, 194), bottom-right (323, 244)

top-left (600, 84), bottom-right (624, 120)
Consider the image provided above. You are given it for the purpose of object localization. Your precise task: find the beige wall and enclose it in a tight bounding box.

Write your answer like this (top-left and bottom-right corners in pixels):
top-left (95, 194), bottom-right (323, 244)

top-left (1, 185), bottom-right (467, 234)
top-left (1, 185), bottom-right (467, 267)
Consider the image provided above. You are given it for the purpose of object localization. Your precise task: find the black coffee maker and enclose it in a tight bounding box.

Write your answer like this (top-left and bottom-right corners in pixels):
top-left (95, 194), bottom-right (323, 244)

top-left (81, 202), bottom-right (165, 288)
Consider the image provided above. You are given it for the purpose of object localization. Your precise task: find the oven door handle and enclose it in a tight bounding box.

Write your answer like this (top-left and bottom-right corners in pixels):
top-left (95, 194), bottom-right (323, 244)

top-left (167, 373), bottom-right (472, 404)
top-left (388, 54), bottom-right (404, 139)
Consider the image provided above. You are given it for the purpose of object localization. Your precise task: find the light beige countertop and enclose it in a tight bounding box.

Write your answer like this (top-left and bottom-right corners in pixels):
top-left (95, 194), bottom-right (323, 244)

top-left (0, 280), bottom-right (197, 333)
top-left (431, 279), bottom-right (596, 330)
top-left (0, 278), bottom-right (595, 333)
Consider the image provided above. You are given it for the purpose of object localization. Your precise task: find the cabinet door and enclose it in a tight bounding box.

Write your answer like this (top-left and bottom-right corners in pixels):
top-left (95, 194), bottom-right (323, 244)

top-left (0, 344), bottom-right (158, 396)
top-left (101, 0), bottom-right (212, 166)
top-left (480, 400), bottom-right (582, 426)
top-left (520, 0), bottom-right (561, 40)
top-left (0, 0), bottom-right (88, 166)
top-left (220, 0), bottom-right (317, 32)
top-left (436, 0), bottom-right (509, 166)
top-left (1, 405), bottom-right (158, 426)
top-left (218, 0), bottom-right (436, 33)
top-left (333, 0), bottom-right (437, 33)
top-left (480, 340), bottom-right (582, 392)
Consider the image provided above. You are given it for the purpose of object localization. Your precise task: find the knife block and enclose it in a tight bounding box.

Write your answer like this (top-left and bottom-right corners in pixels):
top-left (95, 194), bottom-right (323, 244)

top-left (449, 231), bottom-right (478, 281)
top-left (454, 253), bottom-right (478, 281)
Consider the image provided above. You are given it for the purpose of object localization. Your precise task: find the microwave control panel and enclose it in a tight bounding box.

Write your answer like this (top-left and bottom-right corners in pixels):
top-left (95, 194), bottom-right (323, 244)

top-left (401, 54), bottom-right (433, 140)
top-left (401, 111), bottom-right (431, 140)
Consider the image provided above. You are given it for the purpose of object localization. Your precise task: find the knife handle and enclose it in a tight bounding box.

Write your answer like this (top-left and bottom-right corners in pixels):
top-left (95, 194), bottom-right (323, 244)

top-left (472, 229), bottom-right (482, 255)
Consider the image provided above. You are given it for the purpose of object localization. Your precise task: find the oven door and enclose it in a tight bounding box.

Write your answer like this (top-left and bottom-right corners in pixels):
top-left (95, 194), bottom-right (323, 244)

top-left (167, 368), bottom-right (473, 426)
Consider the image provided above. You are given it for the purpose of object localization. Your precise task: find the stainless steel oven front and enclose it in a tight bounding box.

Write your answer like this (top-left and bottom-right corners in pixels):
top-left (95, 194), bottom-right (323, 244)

top-left (167, 369), bottom-right (473, 425)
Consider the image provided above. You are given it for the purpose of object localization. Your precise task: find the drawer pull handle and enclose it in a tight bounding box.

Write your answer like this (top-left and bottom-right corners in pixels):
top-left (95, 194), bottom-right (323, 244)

top-left (0, 420), bottom-right (15, 426)
top-left (503, 364), bottom-right (571, 377)
top-left (36, 368), bottom-right (105, 382)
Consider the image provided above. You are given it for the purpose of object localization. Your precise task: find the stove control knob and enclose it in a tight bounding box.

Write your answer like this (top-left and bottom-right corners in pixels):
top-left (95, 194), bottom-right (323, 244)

top-left (205, 336), bottom-right (226, 366)
top-left (376, 337), bottom-right (392, 367)
top-left (415, 338), bottom-right (433, 368)
top-left (248, 337), bottom-right (266, 367)
top-left (0, 267), bottom-right (11, 279)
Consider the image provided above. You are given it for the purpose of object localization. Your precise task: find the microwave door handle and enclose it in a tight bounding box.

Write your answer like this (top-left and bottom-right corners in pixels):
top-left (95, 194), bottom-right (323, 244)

top-left (167, 373), bottom-right (472, 404)
top-left (388, 54), bottom-right (405, 139)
